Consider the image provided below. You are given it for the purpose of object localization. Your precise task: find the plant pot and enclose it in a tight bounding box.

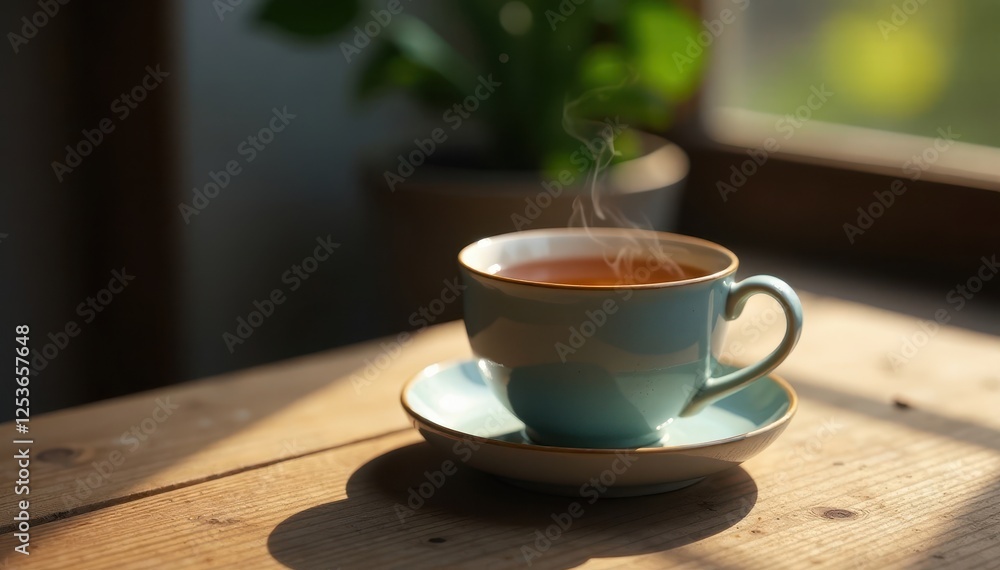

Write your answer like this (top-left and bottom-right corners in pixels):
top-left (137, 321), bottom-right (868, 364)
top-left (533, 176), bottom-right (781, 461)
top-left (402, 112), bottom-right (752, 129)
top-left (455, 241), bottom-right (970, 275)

top-left (367, 133), bottom-right (690, 331)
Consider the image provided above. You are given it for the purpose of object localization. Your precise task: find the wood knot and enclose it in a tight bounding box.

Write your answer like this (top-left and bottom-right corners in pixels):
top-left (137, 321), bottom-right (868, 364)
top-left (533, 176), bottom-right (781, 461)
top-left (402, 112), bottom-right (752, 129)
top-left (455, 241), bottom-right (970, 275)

top-left (810, 507), bottom-right (865, 521)
top-left (892, 397), bottom-right (913, 410)
top-left (38, 447), bottom-right (82, 466)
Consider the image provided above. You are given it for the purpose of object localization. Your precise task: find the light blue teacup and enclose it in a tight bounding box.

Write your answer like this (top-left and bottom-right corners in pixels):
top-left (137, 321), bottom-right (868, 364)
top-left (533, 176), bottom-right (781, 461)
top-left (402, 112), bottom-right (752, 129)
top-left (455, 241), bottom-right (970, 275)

top-left (458, 228), bottom-right (803, 449)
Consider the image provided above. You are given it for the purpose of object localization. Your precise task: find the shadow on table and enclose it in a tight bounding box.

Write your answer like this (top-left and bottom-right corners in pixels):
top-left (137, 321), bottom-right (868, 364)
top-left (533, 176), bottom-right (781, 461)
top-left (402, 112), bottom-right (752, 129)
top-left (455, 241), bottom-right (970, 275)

top-left (268, 443), bottom-right (758, 569)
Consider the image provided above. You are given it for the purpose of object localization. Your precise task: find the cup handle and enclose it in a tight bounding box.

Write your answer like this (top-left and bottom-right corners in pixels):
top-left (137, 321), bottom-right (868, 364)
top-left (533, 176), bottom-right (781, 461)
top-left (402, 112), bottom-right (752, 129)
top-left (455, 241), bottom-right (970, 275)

top-left (680, 275), bottom-right (803, 417)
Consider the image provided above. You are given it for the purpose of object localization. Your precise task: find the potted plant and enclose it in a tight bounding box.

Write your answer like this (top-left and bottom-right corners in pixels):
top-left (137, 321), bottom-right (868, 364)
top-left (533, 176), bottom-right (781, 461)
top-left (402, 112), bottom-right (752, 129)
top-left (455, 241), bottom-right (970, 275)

top-left (257, 0), bottom-right (704, 326)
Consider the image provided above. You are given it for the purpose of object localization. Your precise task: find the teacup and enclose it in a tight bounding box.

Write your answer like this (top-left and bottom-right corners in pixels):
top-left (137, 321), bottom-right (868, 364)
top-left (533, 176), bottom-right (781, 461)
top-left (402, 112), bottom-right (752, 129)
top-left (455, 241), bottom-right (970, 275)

top-left (458, 228), bottom-right (803, 449)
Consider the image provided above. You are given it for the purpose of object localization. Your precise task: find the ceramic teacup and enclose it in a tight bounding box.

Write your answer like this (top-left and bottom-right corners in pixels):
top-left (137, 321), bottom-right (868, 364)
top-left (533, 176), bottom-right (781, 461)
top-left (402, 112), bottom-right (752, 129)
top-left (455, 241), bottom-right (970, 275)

top-left (458, 228), bottom-right (803, 449)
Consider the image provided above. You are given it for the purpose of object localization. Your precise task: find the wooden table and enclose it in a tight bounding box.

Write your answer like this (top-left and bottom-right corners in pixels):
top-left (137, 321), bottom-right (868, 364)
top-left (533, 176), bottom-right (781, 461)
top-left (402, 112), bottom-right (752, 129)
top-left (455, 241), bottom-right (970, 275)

top-left (3, 291), bottom-right (1000, 569)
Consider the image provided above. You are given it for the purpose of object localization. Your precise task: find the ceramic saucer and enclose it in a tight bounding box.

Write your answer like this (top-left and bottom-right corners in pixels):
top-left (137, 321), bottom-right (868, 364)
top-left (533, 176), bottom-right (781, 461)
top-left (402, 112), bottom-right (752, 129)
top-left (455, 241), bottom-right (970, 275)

top-left (401, 360), bottom-right (797, 497)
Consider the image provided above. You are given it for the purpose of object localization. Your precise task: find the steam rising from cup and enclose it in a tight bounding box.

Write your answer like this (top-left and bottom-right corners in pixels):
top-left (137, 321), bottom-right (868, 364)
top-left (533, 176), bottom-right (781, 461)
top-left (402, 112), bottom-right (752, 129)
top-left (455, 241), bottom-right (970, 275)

top-left (561, 81), bottom-right (683, 282)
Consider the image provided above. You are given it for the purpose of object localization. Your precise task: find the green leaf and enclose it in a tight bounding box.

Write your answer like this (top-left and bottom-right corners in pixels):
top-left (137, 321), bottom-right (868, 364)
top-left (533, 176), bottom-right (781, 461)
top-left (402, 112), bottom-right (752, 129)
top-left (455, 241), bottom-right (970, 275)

top-left (591, 0), bottom-right (624, 24)
top-left (357, 42), bottom-right (411, 99)
top-left (578, 43), bottom-right (632, 88)
top-left (625, 0), bottom-right (704, 100)
top-left (383, 15), bottom-right (477, 93)
top-left (573, 44), bottom-right (673, 129)
top-left (567, 84), bottom-right (672, 130)
top-left (611, 129), bottom-right (642, 161)
top-left (357, 42), bottom-right (463, 107)
top-left (258, 0), bottom-right (358, 39)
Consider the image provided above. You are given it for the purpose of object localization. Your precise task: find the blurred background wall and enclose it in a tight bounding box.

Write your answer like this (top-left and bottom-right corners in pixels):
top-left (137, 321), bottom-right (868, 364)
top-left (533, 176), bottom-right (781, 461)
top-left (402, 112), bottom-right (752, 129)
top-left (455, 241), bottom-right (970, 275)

top-left (177, 0), bottom-right (397, 379)
top-left (1, 0), bottom-right (440, 416)
top-left (2, 1), bottom-right (180, 414)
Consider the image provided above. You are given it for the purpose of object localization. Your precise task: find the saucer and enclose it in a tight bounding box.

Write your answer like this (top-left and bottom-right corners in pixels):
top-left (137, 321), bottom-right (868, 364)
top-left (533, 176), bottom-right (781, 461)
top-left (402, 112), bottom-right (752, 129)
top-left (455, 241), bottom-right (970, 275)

top-left (401, 360), bottom-right (797, 497)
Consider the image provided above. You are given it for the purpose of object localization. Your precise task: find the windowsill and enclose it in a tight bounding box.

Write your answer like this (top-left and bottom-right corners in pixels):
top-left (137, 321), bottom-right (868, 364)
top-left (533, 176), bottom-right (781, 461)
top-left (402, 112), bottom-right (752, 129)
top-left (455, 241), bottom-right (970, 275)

top-left (736, 247), bottom-right (1000, 339)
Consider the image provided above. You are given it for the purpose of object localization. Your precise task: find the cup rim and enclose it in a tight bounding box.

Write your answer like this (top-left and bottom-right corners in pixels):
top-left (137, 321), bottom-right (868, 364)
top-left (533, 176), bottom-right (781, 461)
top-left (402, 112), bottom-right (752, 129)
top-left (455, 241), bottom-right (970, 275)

top-left (457, 228), bottom-right (739, 290)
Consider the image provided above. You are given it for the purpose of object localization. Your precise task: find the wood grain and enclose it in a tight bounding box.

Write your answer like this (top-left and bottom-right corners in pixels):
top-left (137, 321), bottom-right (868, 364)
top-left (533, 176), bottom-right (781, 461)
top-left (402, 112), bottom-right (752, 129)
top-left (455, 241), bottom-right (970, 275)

top-left (0, 321), bottom-right (471, 525)
top-left (1, 374), bottom-right (997, 569)
top-left (2, 291), bottom-right (999, 568)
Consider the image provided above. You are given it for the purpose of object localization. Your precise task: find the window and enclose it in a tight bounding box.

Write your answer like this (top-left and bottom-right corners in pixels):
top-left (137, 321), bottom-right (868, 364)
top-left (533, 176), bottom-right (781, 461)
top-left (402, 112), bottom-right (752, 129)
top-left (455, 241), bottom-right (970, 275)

top-left (702, 0), bottom-right (1000, 189)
